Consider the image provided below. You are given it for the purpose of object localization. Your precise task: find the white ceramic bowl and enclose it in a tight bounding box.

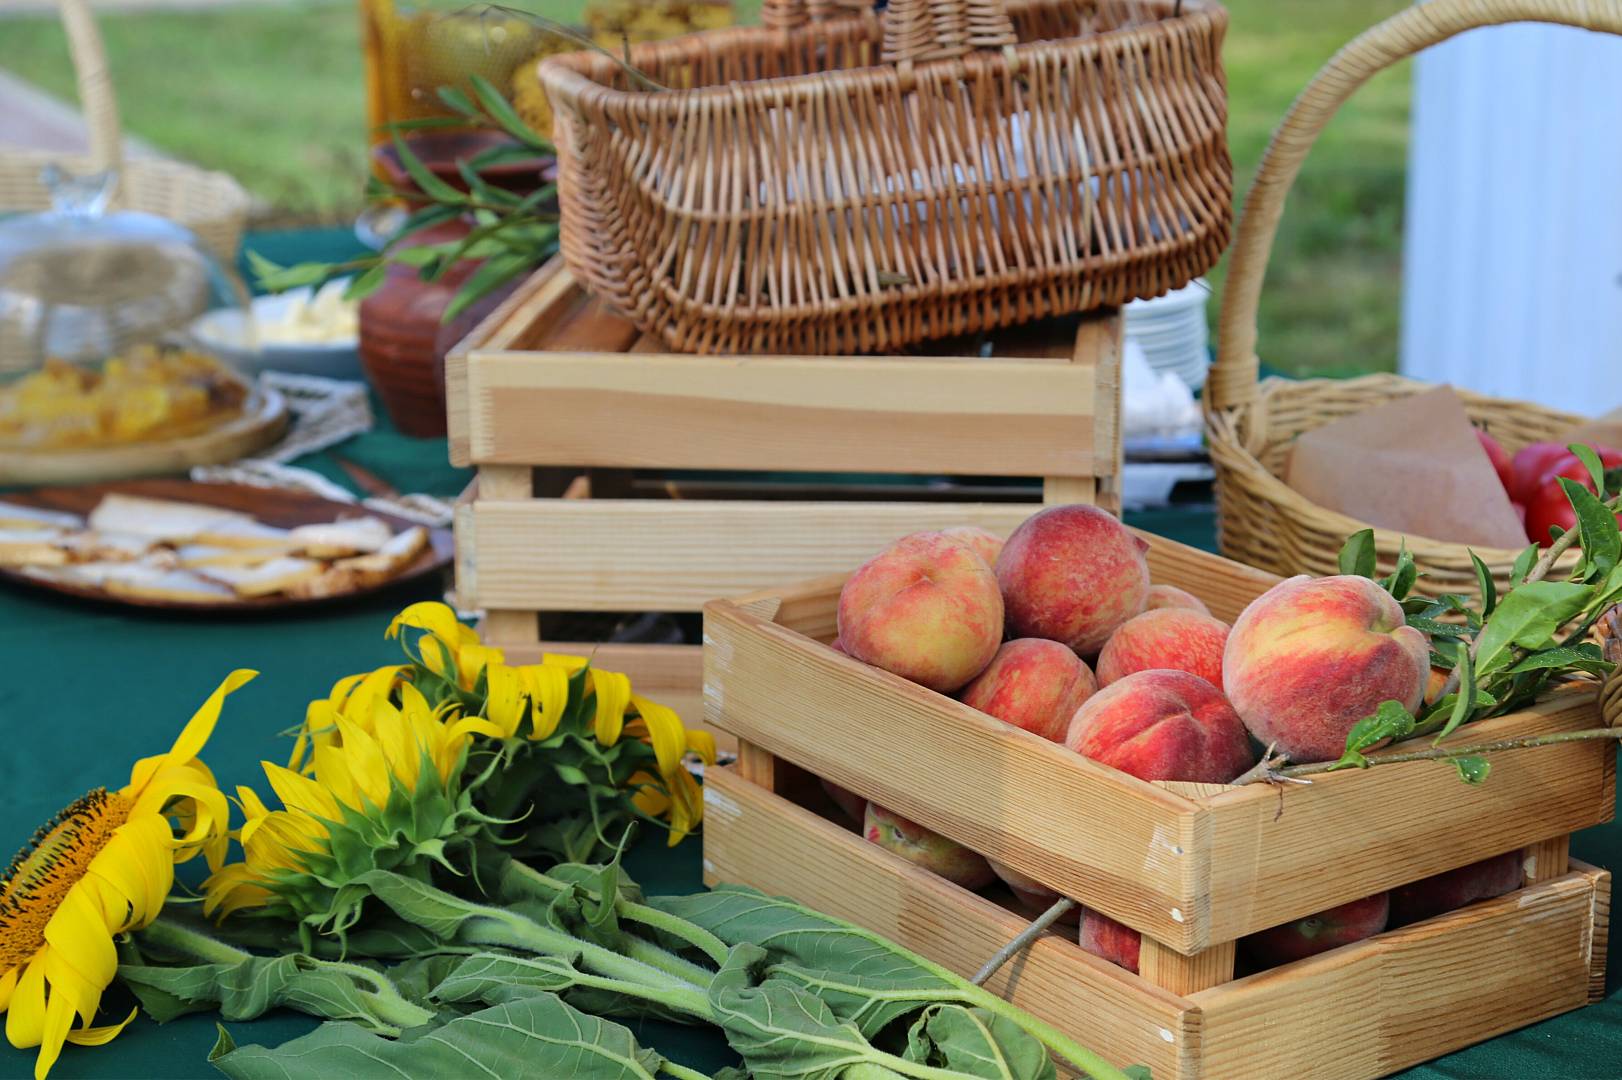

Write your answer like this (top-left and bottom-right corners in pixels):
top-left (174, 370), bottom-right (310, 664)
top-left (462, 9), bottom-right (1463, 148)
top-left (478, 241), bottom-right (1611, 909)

top-left (189, 282), bottom-right (361, 380)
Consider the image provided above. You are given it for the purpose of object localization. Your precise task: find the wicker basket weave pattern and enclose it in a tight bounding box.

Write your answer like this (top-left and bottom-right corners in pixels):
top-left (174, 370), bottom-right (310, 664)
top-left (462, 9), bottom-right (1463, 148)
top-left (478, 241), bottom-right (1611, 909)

top-left (0, 0), bottom-right (249, 268)
top-left (1206, 0), bottom-right (1622, 598)
top-left (542, 0), bottom-right (1232, 354)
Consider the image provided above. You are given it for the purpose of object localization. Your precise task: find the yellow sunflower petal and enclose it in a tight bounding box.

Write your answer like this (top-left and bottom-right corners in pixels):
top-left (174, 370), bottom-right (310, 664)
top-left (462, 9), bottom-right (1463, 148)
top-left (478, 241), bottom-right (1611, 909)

top-left (663, 767), bottom-right (705, 846)
top-left (591, 670), bottom-right (633, 747)
top-left (263, 762), bottom-right (340, 821)
top-left (630, 695), bottom-right (686, 777)
top-left (0, 966), bottom-right (18, 1013)
top-left (456, 644), bottom-right (506, 692)
top-left (629, 771), bottom-right (669, 817)
top-left (686, 728), bottom-right (718, 766)
top-left (34, 981), bottom-right (76, 1079)
top-left (343, 666), bottom-right (405, 734)
top-left (63, 1006), bottom-right (137, 1047)
top-left (386, 601), bottom-right (464, 643)
top-left (123, 670), bottom-right (256, 798)
top-left (541, 652), bottom-right (589, 673)
top-left (331, 717), bottom-right (392, 809)
top-left (44, 886), bottom-right (117, 996)
top-left (483, 663), bottom-right (523, 738)
top-left (522, 665), bottom-right (571, 740)
top-left (6, 953), bottom-right (46, 1047)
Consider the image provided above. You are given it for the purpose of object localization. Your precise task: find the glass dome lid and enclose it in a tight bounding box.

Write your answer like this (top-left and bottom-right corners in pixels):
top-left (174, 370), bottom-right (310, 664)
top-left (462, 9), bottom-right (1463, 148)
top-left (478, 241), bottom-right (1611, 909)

top-left (0, 166), bottom-right (240, 378)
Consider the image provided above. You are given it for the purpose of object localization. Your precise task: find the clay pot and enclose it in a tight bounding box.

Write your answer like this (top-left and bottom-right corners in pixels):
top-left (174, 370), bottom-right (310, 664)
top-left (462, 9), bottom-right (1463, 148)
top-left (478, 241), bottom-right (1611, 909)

top-left (358, 219), bottom-right (519, 437)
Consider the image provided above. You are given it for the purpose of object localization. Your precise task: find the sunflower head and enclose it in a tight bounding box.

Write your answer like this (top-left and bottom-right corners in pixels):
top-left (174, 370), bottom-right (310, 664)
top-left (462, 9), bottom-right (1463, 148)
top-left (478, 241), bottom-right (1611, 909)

top-left (205, 679), bottom-right (493, 939)
top-left (1, 671), bottom-right (249, 1079)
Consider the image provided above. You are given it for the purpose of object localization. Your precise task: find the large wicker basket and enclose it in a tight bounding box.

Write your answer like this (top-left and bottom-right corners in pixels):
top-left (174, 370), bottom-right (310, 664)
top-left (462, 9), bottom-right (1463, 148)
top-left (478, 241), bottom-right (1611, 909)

top-left (0, 0), bottom-right (250, 268)
top-left (1205, 0), bottom-right (1622, 599)
top-left (540, 0), bottom-right (1232, 355)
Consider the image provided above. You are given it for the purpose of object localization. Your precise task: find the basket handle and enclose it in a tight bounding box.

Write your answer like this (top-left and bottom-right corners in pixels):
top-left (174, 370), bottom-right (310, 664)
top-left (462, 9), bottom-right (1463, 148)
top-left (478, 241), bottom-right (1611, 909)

top-left (759, 0), bottom-right (1016, 63)
top-left (58, 0), bottom-right (124, 176)
top-left (1208, 0), bottom-right (1622, 413)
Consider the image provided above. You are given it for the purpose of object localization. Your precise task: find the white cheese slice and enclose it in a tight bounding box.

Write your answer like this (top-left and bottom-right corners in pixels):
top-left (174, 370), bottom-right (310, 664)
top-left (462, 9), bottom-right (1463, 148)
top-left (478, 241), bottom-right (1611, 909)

top-left (288, 517), bottom-right (394, 557)
top-left (88, 494), bottom-right (254, 541)
top-left (195, 556), bottom-right (324, 598)
top-left (0, 502), bottom-right (84, 531)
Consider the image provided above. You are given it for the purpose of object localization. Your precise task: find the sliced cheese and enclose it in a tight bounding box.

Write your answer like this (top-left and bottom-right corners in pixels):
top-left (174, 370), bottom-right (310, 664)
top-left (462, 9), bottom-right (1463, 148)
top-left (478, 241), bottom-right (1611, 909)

top-left (174, 543), bottom-right (291, 569)
top-left (89, 494), bottom-right (253, 541)
top-left (288, 516), bottom-right (394, 557)
top-left (192, 518), bottom-right (295, 550)
top-left (334, 526), bottom-right (427, 576)
top-left (196, 556), bottom-right (324, 598)
top-left (0, 528), bottom-right (69, 566)
top-left (0, 501), bottom-right (84, 531)
top-left (56, 530), bottom-right (154, 563)
top-left (101, 568), bottom-right (237, 604)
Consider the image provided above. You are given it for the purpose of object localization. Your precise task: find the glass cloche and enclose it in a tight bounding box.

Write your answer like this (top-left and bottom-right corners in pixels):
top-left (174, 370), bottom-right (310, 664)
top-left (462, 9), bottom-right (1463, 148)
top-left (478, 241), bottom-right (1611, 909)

top-left (0, 166), bottom-right (248, 451)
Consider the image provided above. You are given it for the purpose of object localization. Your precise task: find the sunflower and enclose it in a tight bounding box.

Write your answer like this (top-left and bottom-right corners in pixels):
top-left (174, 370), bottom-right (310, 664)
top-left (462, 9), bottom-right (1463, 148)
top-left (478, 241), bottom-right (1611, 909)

top-left (0, 670), bottom-right (252, 1079)
top-left (203, 677), bottom-right (488, 934)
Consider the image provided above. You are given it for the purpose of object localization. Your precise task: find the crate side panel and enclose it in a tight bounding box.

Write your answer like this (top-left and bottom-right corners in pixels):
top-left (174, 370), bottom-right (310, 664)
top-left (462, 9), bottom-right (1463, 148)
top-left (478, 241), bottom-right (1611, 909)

top-left (468, 500), bottom-right (1037, 611)
top-left (705, 603), bottom-right (1207, 952)
top-left (1193, 868), bottom-right (1603, 1080)
top-left (702, 766), bottom-right (1195, 1080)
top-left (463, 351), bottom-right (1104, 476)
top-left (1200, 696), bottom-right (1613, 943)
top-left (1133, 527), bottom-right (1282, 623)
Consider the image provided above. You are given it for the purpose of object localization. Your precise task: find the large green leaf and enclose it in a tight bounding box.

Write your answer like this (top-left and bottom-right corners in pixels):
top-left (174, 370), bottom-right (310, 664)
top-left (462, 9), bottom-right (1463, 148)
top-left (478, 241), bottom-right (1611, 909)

top-left (905, 1005), bottom-right (1058, 1080)
top-left (1559, 477), bottom-right (1622, 582)
top-left (1338, 529), bottom-right (1376, 578)
top-left (211, 994), bottom-right (667, 1080)
top-left (1473, 581), bottom-right (1594, 673)
top-left (120, 953), bottom-right (430, 1035)
top-left (655, 888), bottom-right (964, 1035)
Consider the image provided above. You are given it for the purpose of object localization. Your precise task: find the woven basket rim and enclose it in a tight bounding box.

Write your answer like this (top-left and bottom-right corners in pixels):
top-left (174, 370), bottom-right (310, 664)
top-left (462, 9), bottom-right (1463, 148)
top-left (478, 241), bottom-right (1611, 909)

top-left (541, 0), bottom-right (1227, 107)
top-left (1207, 371), bottom-right (1585, 564)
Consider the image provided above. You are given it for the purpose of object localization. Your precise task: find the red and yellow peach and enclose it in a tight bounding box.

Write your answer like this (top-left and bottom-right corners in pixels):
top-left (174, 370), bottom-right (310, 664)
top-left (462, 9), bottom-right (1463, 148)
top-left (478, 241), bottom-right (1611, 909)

top-left (995, 505), bottom-right (1150, 654)
top-left (1095, 608), bottom-right (1229, 688)
top-left (960, 638), bottom-right (1098, 742)
top-left (1065, 669), bottom-right (1254, 783)
top-left (863, 803), bottom-right (995, 889)
top-left (838, 532), bottom-right (1004, 693)
top-left (1223, 575), bottom-right (1429, 764)
top-left (1145, 584), bottom-right (1211, 616)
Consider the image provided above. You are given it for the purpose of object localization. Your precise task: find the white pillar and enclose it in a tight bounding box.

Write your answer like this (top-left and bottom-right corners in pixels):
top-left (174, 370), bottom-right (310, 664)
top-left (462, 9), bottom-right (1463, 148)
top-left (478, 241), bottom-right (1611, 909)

top-left (1400, 21), bottom-right (1622, 416)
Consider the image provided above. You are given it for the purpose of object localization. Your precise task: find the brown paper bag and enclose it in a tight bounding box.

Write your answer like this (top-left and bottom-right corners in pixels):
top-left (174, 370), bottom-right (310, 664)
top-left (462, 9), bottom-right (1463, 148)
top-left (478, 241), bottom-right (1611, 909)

top-left (1285, 386), bottom-right (1528, 549)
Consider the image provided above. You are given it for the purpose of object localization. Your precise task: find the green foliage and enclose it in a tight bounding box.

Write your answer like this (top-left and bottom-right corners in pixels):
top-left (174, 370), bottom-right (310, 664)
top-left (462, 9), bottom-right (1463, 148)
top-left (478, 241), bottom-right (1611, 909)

top-left (211, 993), bottom-right (672, 1080)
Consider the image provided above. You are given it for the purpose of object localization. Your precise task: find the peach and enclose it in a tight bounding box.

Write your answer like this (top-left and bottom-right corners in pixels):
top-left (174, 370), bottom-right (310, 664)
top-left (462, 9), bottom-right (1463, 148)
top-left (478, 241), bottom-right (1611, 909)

top-left (941, 525), bottom-right (1005, 569)
top-left (1078, 910), bottom-right (1141, 973)
top-left (960, 638), bottom-right (1098, 742)
top-left (829, 638), bottom-right (848, 655)
top-left (863, 803), bottom-right (995, 889)
top-left (995, 504), bottom-right (1150, 654)
top-left (1388, 852), bottom-right (1523, 927)
top-left (1240, 893), bottom-right (1389, 968)
top-left (1223, 575), bottom-right (1429, 764)
top-left (819, 777), bottom-right (866, 824)
top-left (1424, 665), bottom-right (1449, 705)
top-left (1145, 584), bottom-right (1211, 615)
top-left (1095, 608), bottom-right (1229, 688)
top-left (838, 531), bottom-right (1004, 693)
top-left (989, 860), bottom-right (1080, 925)
top-left (1065, 670), bottom-right (1255, 783)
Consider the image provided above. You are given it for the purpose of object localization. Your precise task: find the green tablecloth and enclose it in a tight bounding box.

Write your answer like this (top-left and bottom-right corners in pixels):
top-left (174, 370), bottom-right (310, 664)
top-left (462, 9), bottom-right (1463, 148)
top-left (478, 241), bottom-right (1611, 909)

top-left (1, 317), bottom-right (1617, 1078)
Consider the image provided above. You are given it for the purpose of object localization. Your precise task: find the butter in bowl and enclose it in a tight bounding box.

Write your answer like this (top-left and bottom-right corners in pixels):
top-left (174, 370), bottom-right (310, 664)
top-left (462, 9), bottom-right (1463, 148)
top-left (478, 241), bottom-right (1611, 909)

top-left (189, 279), bottom-right (360, 379)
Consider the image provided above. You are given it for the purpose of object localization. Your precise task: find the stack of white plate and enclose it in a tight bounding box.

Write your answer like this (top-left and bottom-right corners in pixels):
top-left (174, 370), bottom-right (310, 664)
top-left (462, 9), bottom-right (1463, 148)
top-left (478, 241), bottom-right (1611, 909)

top-left (1123, 280), bottom-right (1211, 391)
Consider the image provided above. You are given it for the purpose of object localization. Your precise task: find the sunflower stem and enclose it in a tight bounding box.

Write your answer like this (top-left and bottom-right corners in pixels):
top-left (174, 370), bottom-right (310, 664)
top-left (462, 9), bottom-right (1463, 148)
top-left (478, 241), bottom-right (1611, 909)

top-left (318, 960), bottom-right (437, 1031)
top-left (504, 859), bottom-right (730, 968)
top-left (137, 916), bottom-right (249, 965)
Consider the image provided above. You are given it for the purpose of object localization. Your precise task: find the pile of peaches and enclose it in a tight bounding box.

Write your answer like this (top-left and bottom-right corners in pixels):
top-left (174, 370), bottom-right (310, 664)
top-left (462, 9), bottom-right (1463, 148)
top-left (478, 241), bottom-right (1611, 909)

top-left (826, 504), bottom-right (1522, 974)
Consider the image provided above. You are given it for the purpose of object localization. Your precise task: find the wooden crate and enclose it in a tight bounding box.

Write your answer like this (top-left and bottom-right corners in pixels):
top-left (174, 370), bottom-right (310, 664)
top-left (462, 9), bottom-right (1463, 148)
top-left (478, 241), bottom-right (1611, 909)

top-left (445, 257), bottom-right (1123, 735)
top-left (703, 764), bottom-right (1610, 1080)
top-left (701, 528), bottom-right (1615, 1076)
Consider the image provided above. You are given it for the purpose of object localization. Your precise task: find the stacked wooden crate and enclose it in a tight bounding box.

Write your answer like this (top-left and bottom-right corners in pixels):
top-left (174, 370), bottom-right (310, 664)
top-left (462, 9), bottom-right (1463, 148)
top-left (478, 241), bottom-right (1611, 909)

top-left (445, 257), bottom-right (1123, 733)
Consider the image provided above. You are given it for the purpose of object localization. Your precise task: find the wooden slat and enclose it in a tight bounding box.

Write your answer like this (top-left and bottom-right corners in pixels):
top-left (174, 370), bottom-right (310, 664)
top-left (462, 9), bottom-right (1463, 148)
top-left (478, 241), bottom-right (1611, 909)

top-left (704, 597), bottom-right (1209, 953)
top-left (1133, 527), bottom-right (1281, 623)
top-left (1138, 939), bottom-right (1235, 996)
top-left (730, 573), bottom-right (845, 643)
top-left (463, 499), bottom-right (1036, 612)
top-left (461, 350), bottom-right (1103, 476)
top-left (1079, 308), bottom-right (1123, 516)
top-left (1192, 866), bottom-right (1606, 1080)
top-left (1574, 858), bottom-right (1612, 1003)
top-left (702, 766), bottom-right (1195, 1080)
top-left (446, 262), bottom-right (578, 466)
top-left (1196, 695), bottom-right (1613, 945)
top-left (1523, 834), bottom-right (1572, 885)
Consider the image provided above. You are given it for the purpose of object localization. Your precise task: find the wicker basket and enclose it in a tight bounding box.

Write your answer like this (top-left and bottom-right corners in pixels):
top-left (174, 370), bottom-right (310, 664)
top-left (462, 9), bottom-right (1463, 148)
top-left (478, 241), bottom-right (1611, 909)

top-left (0, 0), bottom-right (250, 268)
top-left (1205, 0), bottom-right (1622, 599)
top-left (540, 0), bottom-right (1232, 355)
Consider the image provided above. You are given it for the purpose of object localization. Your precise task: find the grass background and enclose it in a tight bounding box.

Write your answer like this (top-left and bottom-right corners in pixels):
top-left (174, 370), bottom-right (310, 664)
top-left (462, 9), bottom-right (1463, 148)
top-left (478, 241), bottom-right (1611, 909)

top-left (0, 0), bottom-right (1410, 375)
